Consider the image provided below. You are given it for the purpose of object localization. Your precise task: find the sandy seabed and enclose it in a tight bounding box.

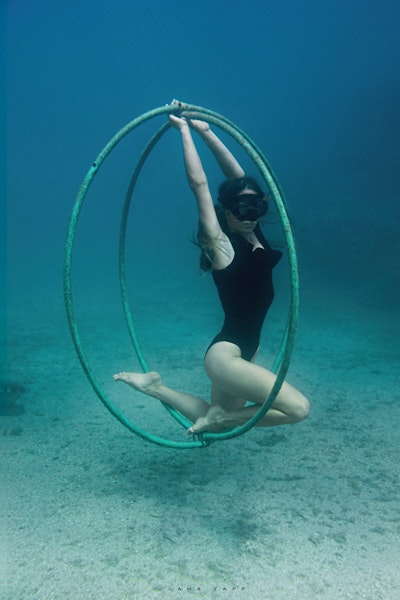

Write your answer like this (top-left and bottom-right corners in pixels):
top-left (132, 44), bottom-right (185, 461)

top-left (2, 278), bottom-right (400, 600)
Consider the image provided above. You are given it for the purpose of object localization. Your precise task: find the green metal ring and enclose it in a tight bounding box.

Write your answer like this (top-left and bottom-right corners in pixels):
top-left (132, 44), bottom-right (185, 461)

top-left (63, 102), bottom-right (299, 449)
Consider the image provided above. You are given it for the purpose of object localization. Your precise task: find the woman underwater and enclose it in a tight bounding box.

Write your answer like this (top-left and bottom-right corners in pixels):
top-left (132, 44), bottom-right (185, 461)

top-left (113, 115), bottom-right (309, 434)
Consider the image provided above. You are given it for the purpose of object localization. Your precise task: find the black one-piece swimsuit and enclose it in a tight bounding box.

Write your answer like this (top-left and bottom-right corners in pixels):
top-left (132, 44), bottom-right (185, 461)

top-left (208, 225), bottom-right (282, 361)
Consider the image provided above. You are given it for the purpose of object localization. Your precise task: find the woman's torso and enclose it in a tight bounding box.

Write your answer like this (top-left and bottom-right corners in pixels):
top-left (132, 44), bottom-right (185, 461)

top-left (210, 226), bottom-right (282, 359)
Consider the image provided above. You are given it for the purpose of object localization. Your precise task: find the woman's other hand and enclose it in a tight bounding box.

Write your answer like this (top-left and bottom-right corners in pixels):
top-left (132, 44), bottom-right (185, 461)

top-left (188, 119), bottom-right (211, 134)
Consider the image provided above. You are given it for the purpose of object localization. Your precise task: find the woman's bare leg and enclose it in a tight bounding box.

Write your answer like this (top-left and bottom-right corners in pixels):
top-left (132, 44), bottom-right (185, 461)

top-left (113, 341), bottom-right (309, 435)
top-left (113, 371), bottom-right (209, 423)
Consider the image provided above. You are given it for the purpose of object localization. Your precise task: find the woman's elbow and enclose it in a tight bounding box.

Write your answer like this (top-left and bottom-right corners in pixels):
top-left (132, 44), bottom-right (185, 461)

top-left (190, 178), bottom-right (208, 191)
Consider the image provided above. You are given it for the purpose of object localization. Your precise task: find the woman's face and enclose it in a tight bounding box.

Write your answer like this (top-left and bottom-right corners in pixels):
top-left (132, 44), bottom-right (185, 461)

top-left (225, 189), bottom-right (260, 234)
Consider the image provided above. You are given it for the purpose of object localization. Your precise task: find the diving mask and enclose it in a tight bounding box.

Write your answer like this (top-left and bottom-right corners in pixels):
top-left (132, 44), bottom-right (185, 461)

top-left (230, 194), bottom-right (268, 222)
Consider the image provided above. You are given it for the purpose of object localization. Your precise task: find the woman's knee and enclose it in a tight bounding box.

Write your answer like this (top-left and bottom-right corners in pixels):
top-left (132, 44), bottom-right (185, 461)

top-left (291, 393), bottom-right (310, 422)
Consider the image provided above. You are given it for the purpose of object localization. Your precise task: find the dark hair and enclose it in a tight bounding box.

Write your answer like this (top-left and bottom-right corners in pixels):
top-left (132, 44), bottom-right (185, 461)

top-left (217, 176), bottom-right (265, 210)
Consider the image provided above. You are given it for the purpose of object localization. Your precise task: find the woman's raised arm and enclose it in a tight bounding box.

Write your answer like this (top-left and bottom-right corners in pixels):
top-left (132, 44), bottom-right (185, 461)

top-left (189, 119), bottom-right (245, 179)
top-left (169, 115), bottom-right (222, 238)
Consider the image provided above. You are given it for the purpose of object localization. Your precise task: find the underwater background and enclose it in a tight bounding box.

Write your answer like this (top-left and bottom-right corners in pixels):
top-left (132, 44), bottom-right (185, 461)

top-left (4, 1), bottom-right (400, 598)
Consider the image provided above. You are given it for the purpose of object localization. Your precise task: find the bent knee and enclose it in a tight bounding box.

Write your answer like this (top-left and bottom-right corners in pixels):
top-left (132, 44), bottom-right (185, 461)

top-left (292, 394), bottom-right (310, 422)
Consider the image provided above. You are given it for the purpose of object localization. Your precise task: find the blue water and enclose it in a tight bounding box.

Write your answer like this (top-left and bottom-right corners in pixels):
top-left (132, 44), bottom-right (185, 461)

top-left (6, 0), bottom-right (400, 305)
top-left (4, 1), bottom-right (400, 598)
